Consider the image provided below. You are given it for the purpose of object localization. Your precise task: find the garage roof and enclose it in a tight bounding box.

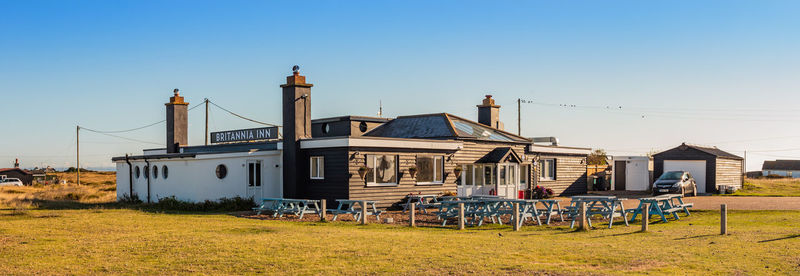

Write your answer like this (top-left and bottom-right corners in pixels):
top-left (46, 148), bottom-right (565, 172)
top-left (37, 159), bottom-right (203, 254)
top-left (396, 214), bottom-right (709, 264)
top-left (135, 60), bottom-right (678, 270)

top-left (762, 160), bottom-right (800, 171)
top-left (655, 143), bottom-right (743, 160)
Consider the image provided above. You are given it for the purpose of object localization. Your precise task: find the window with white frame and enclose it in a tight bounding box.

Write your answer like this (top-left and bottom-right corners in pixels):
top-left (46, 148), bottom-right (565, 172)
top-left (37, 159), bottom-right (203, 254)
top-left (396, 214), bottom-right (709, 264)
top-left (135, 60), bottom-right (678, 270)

top-left (416, 155), bottom-right (444, 184)
top-left (365, 154), bottom-right (398, 186)
top-left (540, 159), bottom-right (556, 181)
top-left (310, 156), bottom-right (324, 179)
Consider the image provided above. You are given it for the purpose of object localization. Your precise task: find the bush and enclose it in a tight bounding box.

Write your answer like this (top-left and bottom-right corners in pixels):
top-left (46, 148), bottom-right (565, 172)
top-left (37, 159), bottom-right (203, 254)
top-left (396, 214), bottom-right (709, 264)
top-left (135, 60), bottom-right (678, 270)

top-left (120, 193), bottom-right (143, 204)
top-left (147, 196), bottom-right (255, 212)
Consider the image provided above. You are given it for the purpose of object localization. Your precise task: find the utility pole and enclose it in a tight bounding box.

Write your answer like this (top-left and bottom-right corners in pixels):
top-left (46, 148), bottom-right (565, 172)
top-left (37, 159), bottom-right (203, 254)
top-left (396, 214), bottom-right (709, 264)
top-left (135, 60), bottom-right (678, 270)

top-left (205, 98), bottom-right (209, 146)
top-left (743, 150), bottom-right (747, 186)
top-left (76, 125), bottom-right (80, 185)
top-left (517, 98), bottom-right (521, 136)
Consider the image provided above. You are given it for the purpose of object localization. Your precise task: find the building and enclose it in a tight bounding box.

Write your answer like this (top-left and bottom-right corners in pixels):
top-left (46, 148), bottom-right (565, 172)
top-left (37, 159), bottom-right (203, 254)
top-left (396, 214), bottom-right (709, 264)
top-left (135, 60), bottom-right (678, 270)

top-left (761, 160), bottom-right (800, 178)
top-left (0, 168), bottom-right (33, 185)
top-left (113, 69), bottom-right (591, 207)
top-left (652, 143), bottom-right (743, 194)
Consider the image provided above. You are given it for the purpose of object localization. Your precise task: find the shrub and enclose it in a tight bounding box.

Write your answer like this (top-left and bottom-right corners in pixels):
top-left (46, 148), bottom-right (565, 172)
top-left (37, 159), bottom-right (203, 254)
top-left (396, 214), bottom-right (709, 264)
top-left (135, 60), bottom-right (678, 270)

top-left (120, 193), bottom-right (143, 204)
top-left (148, 196), bottom-right (255, 212)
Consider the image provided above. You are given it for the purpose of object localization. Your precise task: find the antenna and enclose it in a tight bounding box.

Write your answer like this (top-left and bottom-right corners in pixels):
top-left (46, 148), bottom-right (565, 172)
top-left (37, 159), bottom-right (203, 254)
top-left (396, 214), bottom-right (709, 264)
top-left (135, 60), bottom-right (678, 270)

top-left (378, 100), bottom-right (383, 117)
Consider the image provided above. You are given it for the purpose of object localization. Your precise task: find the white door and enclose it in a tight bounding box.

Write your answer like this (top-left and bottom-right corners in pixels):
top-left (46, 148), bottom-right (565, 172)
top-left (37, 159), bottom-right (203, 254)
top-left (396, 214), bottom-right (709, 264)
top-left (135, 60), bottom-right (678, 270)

top-left (246, 160), bottom-right (262, 201)
top-left (495, 164), bottom-right (519, 199)
top-left (626, 160), bottom-right (650, 191)
top-left (458, 165), bottom-right (473, 197)
top-left (663, 160), bottom-right (706, 193)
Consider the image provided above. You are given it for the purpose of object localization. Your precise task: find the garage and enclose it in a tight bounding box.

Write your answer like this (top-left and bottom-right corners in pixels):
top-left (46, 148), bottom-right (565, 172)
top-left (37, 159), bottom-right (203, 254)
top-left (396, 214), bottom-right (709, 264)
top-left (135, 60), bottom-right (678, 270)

top-left (663, 160), bottom-right (707, 194)
top-left (653, 143), bottom-right (743, 194)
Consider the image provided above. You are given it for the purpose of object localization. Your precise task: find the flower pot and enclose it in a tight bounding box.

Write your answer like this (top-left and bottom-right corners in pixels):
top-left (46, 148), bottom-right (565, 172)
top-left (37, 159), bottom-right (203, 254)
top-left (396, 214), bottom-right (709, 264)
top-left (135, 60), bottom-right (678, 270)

top-left (357, 167), bottom-right (368, 180)
top-left (408, 167), bottom-right (417, 179)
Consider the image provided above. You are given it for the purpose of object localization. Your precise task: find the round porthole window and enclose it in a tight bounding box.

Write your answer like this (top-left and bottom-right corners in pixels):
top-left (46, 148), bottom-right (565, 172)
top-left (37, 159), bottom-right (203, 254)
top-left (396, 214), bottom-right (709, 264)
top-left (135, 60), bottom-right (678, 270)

top-left (216, 164), bottom-right (227, 179)
top-left (359, 122), bottom-right (368, 133)
top-left (152, 165), bottom-right (158, 179)
top-left (135, 166), bottom-right (140, 178)
top-left (162, 165), bottom-right (168, 179)
top-left (322, 123), bottom-right (331, 134)
top-left (143, 166), bottom-right (149, 179)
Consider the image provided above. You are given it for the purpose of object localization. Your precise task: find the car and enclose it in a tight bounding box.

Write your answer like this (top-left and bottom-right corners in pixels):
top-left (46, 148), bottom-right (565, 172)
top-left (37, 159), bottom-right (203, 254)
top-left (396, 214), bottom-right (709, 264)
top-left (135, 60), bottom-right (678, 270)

top-left (652, 171), bottom-right (697, 196)
top-left (0, 178), bottom-right (24, 187)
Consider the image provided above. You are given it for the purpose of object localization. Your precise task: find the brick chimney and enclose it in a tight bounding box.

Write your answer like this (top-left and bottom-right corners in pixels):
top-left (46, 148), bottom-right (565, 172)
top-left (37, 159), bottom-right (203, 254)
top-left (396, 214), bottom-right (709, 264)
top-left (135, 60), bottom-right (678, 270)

top-left (281, 66), bottom-right (312, 198)
top-left (165, 89), bottom-right (189, 153)
top-left (14, 158), bottom-right (19, 168)
top-left (477, 95), bottom-right (503, 130)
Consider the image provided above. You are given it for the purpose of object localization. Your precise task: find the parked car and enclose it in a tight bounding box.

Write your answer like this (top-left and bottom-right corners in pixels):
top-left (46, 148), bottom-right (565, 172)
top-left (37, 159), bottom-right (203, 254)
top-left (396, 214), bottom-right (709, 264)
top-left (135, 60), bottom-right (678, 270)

top-left (0, 178), bottom-right (24, 187)
top-left (652, 171), bottom-right (697, 196)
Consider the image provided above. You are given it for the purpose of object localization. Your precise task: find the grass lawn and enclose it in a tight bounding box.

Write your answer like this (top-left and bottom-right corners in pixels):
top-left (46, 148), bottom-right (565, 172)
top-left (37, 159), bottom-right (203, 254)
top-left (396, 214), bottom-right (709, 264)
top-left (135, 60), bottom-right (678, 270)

top-left (1, 207), bottom-right (798, 275)
top-left (730, 178), bottom-right (800, 197)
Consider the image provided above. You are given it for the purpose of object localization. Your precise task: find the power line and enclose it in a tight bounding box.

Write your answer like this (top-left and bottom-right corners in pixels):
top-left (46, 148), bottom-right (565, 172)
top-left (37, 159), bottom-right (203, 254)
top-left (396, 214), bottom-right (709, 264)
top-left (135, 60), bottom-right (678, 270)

top-left (79, 127), bottom-right (162, 146)
top-left (84, 101), bottom-right (204, 134)
top-left (207, 100), bottom-right (281, 127)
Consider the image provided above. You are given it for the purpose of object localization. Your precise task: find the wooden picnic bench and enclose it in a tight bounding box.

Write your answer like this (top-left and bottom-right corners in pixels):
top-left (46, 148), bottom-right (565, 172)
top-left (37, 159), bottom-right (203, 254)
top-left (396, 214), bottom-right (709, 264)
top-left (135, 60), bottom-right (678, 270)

top-left (329, 200), bottom-right (383, 222)
top-left (565, 196), bottom-right (629, 229)
top-left (253, 198), bottom-right (321, 219)
top-left (402, 194), bottom-right (440, 214)
top-left (628, 194), bottom-right (693, 223)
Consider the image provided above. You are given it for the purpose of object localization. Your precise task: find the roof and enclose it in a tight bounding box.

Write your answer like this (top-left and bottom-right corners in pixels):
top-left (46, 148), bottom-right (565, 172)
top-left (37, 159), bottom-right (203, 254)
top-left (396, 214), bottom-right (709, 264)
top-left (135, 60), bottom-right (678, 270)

top-left (476, 147), bottom-right (523, 163)
top-left (311, 115), bottom-right (391, 124)
top-left (0, 168), bottom-right (33, 175)
top-left (364, 113), bottom-right (530, 143)
top-left (762, 160), bottom-right (800, 171)
top-left (654, 143), bottom-right (743, 160)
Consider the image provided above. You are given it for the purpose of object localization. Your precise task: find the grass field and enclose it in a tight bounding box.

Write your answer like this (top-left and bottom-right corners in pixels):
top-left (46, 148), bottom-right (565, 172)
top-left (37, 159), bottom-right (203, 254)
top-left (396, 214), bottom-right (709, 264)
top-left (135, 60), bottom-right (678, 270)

top-left (1, 173), bottom-right (799, 275)
top-left (731, 178), bottom-right (800, 197)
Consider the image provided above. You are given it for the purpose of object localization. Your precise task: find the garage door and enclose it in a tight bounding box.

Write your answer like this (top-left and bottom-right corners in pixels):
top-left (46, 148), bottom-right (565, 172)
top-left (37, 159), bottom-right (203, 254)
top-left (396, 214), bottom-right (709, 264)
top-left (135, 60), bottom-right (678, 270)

top-left (663, 160), bottom-right (706, 193)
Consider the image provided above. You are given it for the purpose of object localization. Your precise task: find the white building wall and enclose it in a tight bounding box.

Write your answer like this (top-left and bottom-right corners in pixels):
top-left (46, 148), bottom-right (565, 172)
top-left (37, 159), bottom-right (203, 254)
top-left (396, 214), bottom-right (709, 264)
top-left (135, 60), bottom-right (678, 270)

top-left (115, 150), bottom-right (282, 203)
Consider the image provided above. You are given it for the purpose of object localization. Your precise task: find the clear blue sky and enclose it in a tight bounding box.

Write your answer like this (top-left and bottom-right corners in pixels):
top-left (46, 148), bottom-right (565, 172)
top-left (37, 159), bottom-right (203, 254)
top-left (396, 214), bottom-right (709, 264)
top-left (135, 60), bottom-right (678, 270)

top-left (1, 0), bottom-right (799, 171)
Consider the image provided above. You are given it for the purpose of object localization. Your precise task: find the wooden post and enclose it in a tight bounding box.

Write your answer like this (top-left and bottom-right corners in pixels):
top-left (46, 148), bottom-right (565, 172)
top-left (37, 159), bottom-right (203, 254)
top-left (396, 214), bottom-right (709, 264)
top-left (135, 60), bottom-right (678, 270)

top-left (513, 202), bottom-right (520, 231)
top-left (721, 204), bottom-right (727, 235)
top-left (458, 202), bottom-right (465, 230)
top-left (578, 201), bottom-right (587, 231)
top-left (360, 201), bottom-right (368, 225)
top-left (76, 125), bottom-right (80, 185)
top-left (641, 203), bottom-right (649, 232)
top-left (320, 199), bottom-right (326, 222)
top-left (409, 203), bottom-right (416, 227)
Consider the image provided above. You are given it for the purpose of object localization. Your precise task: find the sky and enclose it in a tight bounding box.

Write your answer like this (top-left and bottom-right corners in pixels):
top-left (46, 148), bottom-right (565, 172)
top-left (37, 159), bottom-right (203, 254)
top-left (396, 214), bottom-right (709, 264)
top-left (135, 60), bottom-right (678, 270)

top-left (1, 0), bottom-right (799, 171)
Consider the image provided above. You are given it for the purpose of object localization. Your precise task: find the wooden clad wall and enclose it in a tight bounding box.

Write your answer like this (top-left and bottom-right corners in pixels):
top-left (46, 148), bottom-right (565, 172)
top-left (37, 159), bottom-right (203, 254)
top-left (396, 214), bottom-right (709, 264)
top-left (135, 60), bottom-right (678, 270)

top-left (716, 158), bottom-right (743, 188)
top-left (298, 148), bottom-right (350, 203)
top-left (347, 148), bottom-right (459, 208)
top-left (533, 154), bottom-right (587, 196)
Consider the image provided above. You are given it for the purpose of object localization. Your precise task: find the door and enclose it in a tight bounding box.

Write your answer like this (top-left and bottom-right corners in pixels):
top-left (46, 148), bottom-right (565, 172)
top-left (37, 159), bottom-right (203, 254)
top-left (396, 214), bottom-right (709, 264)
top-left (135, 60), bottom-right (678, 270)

top-left (663, 160), bottom-right (706, 193)
top-left (495, 163), bottom-right (519, 199)
top-left (614, 161), bottom-right (626, 190)
top-left (246, 160), bottom-right (262, 201)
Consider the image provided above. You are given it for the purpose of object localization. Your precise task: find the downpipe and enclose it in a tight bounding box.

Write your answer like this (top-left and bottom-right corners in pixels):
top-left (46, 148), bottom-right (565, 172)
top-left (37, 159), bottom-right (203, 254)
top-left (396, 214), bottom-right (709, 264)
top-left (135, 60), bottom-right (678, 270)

top-left (145, 159), bottom-right (151, 203)
top-left (124, 154), bottom-right (134, 199)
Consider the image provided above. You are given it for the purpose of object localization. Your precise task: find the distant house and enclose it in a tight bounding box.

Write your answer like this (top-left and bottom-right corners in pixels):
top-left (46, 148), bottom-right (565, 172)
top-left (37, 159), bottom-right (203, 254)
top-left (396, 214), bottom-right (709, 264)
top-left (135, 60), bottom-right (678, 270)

top-left (762, 160), bottom-right (800, 178)
top-left (653, 143), bottom-right (743, 194)
top-left (0, 168), bottom-right (34, 185)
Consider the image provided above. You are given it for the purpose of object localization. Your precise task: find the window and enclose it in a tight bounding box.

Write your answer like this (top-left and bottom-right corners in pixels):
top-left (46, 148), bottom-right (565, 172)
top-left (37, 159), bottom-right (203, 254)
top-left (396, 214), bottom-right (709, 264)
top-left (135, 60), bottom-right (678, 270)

top-left (321, 123), bottom-right (331, 134)
top-left (365, 155), bottom-right (398, 186)
top-left (162, 165), bottom-right (168, 179)
top-left (248, 161), bottom-right (261, 186)
top-left (143, 166), bottom-right (149, 179)
top-left (520, 165), bottom-right (529, 186)
top-left (359, 122), bottom-right (368, 133)
top-left (216, 164), bottom-right (227, 179)
top-left (152, 165), bottom-right (158, 179)
top-left (416, 155), bottom-right (444, 184)
top-left (135, 166), bottom-right (140, 179)
top-left (462, 164), bottom-right (474, 186)
top-left (310, 156), bottom-right (324, 179)
top-left (483, 165), bottom-right (494, 185)
top-left (540, 159), bottom-right (556, 181)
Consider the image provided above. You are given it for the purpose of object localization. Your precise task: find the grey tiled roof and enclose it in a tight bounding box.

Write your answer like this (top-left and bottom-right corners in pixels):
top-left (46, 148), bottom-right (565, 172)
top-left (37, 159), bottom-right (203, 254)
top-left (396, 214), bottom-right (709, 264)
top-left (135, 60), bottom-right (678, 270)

top-left (364, 113), bottom-right (530, 143)
top-left (762, 160), bottom-right (800, 171)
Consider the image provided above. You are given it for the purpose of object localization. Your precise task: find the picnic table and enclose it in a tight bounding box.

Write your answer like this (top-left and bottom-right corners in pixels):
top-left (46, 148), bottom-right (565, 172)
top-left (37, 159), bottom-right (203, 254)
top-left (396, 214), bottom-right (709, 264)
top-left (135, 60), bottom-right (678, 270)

top-left (434, 198), bottom-right (565, 227)
top-left (565, 196), bottom-right (629, 229)
top-left (402, 194), bottom-right (440, 214)
top-left (628, 194), bottom-right (693, 223)
top-left (434, 200), bottom-right (484, 226)
top-left (253, 198), bottom-right (321, 219)
top-left (329, 200), bottom-right (383, 222)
